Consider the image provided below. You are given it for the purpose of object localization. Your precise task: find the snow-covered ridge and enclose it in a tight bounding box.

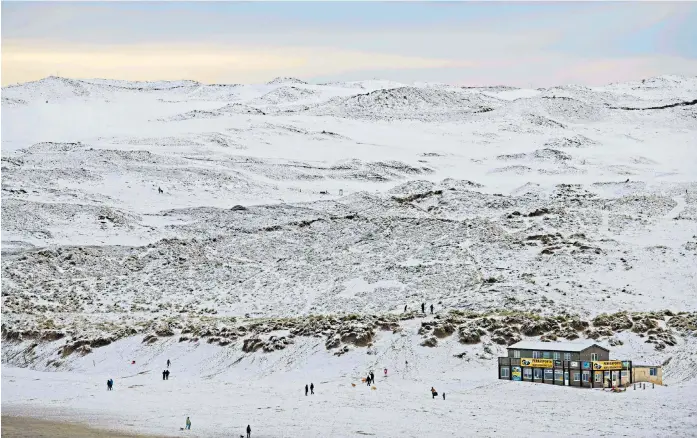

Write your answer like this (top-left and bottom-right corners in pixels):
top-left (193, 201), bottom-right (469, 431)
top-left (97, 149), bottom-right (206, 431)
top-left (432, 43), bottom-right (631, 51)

top-left (265, 76), bottom-right (308, 85)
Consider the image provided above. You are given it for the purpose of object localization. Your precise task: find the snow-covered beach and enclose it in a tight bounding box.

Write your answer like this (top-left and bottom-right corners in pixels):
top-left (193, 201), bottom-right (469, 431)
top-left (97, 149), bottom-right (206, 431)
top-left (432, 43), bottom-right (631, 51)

top-left (4, 330), bottom-right (697, 438)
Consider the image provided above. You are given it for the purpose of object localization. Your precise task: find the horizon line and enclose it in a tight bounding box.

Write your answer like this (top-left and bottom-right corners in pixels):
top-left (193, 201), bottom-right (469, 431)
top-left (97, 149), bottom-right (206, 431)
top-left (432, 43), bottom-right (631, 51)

top-left (4, 72), bottom-right (694, 90)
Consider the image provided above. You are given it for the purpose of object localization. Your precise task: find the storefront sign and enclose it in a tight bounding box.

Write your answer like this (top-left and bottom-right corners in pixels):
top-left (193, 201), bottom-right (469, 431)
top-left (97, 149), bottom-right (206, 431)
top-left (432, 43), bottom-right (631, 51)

top-left (520, 358), bottom-right (553, 368)
top-left (592, 361), bottom-right (623, 371)
top-left (570, 361), bottom-right (579, 368)
top-left (582, 361), bottom-right (591, 369)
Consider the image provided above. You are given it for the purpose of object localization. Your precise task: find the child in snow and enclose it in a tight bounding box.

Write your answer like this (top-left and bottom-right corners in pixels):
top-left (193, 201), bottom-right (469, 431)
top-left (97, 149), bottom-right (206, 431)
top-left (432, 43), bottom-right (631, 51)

top-left (186, 417), bottom-right (191, 430)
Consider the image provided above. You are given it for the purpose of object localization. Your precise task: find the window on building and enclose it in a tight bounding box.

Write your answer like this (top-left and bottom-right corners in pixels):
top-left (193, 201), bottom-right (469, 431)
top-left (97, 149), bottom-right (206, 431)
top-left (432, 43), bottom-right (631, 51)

top-left (533, 351), bottom-right (541, 359)
top-left (573, 372), bottom-right (580, 382)
top-left (595, 373), bottom-right (602, 383)
top-left (621, 371), bottom-right (628, 379)
top-left (513, 350), bottom-right (520, 359)
top-left (554, 370), bottom-right (563, 381)
top-left (650, 368), bottom-right (657, 376)
top-left (523, 368), bottom-right (532, 379)
top-left (501, 368), bottom-right (509, 378)
top-left (582, 371), bottom-right (590, 382)
top-left (543, 352), bottom-right (551, 359)
top-left (534, 369), bottom-right (543, 379)
top-left (544, 369), bottom-right (554, 381)
top-left (564, 353), bottom-right (571, 361)
top-left (591, 353), bottom-right (599, 361)
top-left (553, 352), bottom-right (561, 360)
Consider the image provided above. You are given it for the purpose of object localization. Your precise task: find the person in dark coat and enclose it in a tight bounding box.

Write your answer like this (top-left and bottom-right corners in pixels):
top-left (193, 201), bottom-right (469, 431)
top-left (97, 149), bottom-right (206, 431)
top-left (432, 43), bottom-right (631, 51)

top-left (430, 304), bottom-right (434, 314)
top-left (310, 383), bottom-right (314, 394)
top-left (370, 371), bottom-right (374, 383)
top-left (421, 303), bottom-right (425, 313)
top-left (247, 424), bottom-right (251, 438)
top-left (167, 359), bottom-right (171, 368)
top-left (162, 370), bottom-right (166, 381)
top-left (404, 304), bottom-right (407, 312)
top-left (443, 392), bottom-right (446, 400)
top-left (107, 379), bottom-right (113, 391)
top-left (305, 384), bottom-right (309, 396)
top-left (165, 370), bottom-right (170, 380)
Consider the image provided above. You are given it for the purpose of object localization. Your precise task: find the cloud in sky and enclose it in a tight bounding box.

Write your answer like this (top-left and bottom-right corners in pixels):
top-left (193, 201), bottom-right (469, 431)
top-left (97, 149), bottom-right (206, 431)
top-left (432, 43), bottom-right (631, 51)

top-left (2, 1), bottom-right (696, 87)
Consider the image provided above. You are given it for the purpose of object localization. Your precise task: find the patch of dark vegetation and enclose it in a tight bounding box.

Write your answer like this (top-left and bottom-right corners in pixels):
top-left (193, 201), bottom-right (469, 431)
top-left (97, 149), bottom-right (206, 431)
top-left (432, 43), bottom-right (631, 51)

top-left (392, 190), bottom-right (443, 204)
top-left (610, 99), bottom-right (697, 111)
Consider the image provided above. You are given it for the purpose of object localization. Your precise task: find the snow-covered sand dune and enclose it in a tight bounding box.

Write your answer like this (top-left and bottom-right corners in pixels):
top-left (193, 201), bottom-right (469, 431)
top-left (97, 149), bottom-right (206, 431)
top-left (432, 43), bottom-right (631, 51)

top-left (2, 74), bottom-right (697, 437)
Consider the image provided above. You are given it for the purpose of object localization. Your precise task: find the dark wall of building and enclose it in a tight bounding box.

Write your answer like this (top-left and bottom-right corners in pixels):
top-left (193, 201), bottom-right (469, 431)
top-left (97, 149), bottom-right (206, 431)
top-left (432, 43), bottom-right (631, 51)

top-left (507, 346), bottom-right (609, 362)
top-left (579, 346), bottom-right (609, 361)
top-left (506, 348), bottom-right (581, 361)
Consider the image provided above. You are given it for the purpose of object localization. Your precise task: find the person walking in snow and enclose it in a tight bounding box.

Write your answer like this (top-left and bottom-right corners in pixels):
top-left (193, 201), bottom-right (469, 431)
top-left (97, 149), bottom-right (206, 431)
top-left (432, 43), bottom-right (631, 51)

top-left (384, 368), bottom-right (387, 376)
top-left (442, 392), bottom-right (446, 400)
top-left (310, 383), bottom-right (314, 395)
top-left (185, 417), bottom-right (191, 430)
top-left (431, 387), bottom-right (437, 399)
top-left (247, 424), bottom-right (251, 438)
top-left (167, 359), bottom-right (171, 368)
top-left (430, 304), bottom-right (434, 314)
top-left (421, 303), bottom-right (425, 313)
top-left (107, 379), bottom-right (113, 391)
top-left (162, 370), bottom-right (166, 381)
top-left (305, 384), bottom-right (309, 396)
top-left (165, 370), bottom-right (170, 380)
top-left (370, 371), bottom-right (374, 383)
top-left (404, 304), bottom-right (407, 313)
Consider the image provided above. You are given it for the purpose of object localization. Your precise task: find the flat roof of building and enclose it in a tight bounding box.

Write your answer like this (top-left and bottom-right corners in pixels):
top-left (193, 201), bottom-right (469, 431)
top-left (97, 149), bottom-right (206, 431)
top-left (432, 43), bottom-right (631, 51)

top-left (507, 340), bottom-right (609, 352)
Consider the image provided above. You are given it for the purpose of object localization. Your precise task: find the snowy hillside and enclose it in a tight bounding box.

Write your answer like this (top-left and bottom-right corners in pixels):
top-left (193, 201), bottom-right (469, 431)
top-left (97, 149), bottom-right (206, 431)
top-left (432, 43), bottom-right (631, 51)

top-left (2, 74), bottom-right (697, 437)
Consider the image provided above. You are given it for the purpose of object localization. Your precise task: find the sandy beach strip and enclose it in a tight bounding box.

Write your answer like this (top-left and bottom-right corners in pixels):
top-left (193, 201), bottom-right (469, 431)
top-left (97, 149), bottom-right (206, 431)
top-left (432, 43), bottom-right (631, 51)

top-left (0, 416), bottom-right (170, 438)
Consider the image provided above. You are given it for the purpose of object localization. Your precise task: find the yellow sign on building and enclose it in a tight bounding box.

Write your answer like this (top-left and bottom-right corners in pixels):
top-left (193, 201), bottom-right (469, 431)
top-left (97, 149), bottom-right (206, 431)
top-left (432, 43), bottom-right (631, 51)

top-left (520, 358), bottom-right (554, 368)
top-left (592, 361), bottom-right (623, 370)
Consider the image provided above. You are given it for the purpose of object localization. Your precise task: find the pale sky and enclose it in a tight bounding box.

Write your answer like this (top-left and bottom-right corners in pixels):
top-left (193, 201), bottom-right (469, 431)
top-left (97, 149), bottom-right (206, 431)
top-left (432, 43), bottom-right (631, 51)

top-left (2, 1), bottom-right (696, 87)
